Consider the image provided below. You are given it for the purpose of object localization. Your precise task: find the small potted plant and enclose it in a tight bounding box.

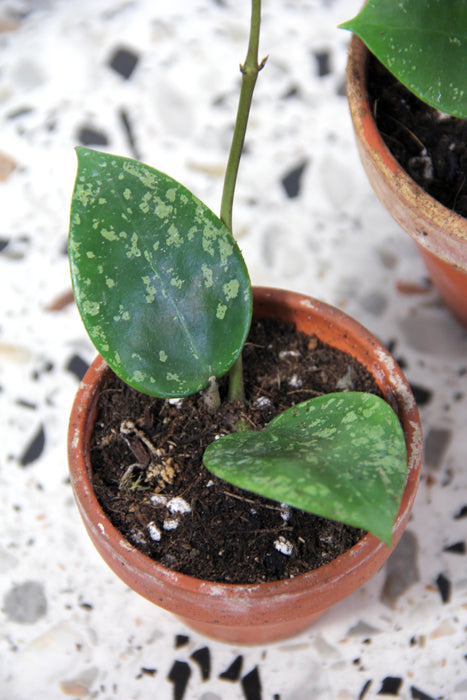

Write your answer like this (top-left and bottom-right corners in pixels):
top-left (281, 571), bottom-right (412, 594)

top-left (68, 0), bottom-right (422, 645)
top-left (341, 0), bottom-right (467, 326)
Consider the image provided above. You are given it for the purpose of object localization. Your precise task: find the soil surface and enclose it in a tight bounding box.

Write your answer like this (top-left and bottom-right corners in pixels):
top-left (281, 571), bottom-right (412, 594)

top-left (367, 54), bottom-right (467, 217)
top-left (90, 317), bottom-right (382, 584)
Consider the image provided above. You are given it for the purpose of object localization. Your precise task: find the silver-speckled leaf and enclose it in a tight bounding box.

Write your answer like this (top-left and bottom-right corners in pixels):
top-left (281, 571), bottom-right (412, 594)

top-left (69, 148), bottom-right (252, 397)
top-left (204, 392), bottom-right (407, 545)
top-left (341, 0), bottom-right (467, 118)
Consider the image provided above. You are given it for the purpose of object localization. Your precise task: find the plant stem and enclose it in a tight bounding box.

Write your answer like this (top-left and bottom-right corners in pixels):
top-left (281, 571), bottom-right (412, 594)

top-left (220, 0), bottom-right (264, 233)
top-left (222, 0), bottom-right (265, 404)
top-left (228, 351), bottom-right (245, 403)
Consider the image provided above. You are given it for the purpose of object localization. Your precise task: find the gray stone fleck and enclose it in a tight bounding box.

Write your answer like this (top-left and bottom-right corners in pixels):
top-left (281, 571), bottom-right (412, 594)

top-left (336, 366), bottom-right (355, 390)
top-left (377, 247), bottom-right (398, 270)
top-left (424, 427), bottom-right (452, 470)
top-left (381, 530), bottom-right (420, 607)
top-left (454, 678), bottom-right (467, 694)
top-left (0, 547), bottom-right (18, 573)
top-left (13, 59), bottom-right (46, 90)
top-left (59, 667), bottom-right (99, 697)
top-left (399, 312), bottom-right (467, 358)
top-left (4, 580), bottom-right (47, 623)
top-left (346, 620), bottom-right (381, 637)
top-left (360, 291), bottom-right (387, 315)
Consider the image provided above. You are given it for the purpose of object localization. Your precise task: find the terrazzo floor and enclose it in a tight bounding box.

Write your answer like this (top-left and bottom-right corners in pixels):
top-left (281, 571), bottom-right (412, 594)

top-left (1, 1), bottom-right (467, 698)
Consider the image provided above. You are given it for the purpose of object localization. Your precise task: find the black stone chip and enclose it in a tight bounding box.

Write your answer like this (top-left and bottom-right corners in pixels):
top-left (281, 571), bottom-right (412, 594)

top-left (241, 666), bottom-right (262, 700)
top-left (443, 541), bottom-right (466, 554)
top-left (19, 425), bottom-right (45, 466)
top-left (281, 160), bottom-right (308, 198)
top-left (219, 655), bottom-right (243, 681)
top-left (359, 680), bottom-right (372, 699)
top-left (454, 505), bottom-right (467, 519)
top-left (168, 660), bottom-right (191, 700)
top-left (109, 47), bottom-right (139, 80)
top-left (67, 355), bottom-right (90, 381)
top-left (411, 687), bottom-right (437, 700)
top-left (140, 667), bottom-right (157, 677)
top-left (190, 646), bottom-right (210, 681)
top-left (175, 634), bottom-right (189, 648)
top-left (77, 126), bottom-right (109, 147)
top-left (119, 107), bottom-right (140, 159)
top-left (378, 676), bottom-right (403, 695)
top-left (436, 573), bottom-right (451, 603)
top-left (409, 384), bottom-right (432, 406)
top-left (314, 50), bottom-right (331, 77)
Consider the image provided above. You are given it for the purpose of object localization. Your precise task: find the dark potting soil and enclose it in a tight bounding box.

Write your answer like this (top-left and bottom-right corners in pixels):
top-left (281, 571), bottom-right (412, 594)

top-left (90, 317), bottom-right (382, 584)
top-left (367, 54), bottom-right (467, 218)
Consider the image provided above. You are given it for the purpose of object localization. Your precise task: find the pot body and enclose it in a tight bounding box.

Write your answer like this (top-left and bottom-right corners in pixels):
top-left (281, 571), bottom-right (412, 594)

top-left (346, 35), bottom-right (467, 327)
top-left (68, 287), bottom-right (422, 645)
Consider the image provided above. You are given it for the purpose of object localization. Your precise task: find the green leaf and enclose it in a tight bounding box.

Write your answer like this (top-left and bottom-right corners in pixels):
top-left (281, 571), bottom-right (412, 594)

top-left (340, 0), bottom-right (467, 118)
top-left (69, 148), bottom-right (252, 397)
top-left (204, 392), bottom-right (407, 545)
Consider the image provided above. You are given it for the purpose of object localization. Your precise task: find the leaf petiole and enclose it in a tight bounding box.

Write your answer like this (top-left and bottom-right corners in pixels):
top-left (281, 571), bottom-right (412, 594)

top-left (221, 0), bottom-right (264, 405)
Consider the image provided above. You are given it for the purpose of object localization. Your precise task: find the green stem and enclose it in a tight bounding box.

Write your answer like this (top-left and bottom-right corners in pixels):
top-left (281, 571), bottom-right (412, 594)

top-left (222, 0), bottom-right (264, 404)
top-left (220, 0), bottom-right (264, 233)
top-left (228, 352), bottom-right (245, 403)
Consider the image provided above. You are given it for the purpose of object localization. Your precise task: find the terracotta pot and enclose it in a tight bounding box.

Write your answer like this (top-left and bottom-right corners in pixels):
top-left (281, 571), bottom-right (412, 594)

top-left (346, 35), bottom-right (467, 327)
top-left (68, 287), bottom-right (422, 645)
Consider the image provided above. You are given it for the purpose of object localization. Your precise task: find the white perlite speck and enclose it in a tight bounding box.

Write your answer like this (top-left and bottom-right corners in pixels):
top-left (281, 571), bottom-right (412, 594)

top-left (253, 396), bottom-right (272, 408)
top-left (280, 504), bottom-right (291, 522)
top-left (167, 497), bottom-right (191, 514)
top-left (288, 374), bottom-right (302, 388)
top-left (150, 494), bottom-right (168, 506)
top-left (163, 518), bottom-right (179, 530)
top-left (274, 536), bottom-right (293, 556)
top-left (279, 350), bottom-right (300, 359)
top-left (168, 398), bottom-right (184, 407)
top-left (147, 522), bottom-right (162, 541)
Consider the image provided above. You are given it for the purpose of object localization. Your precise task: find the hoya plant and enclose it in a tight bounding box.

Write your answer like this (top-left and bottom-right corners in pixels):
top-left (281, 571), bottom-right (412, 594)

top-left (340, 0), bottom-right (467, 118)
top-left (69, 0), bottom-right (407, 546)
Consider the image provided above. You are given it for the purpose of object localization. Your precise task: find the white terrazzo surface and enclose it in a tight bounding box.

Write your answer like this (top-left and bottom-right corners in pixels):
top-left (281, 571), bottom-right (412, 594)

top-left (1, 1), bottom-right (467, 698)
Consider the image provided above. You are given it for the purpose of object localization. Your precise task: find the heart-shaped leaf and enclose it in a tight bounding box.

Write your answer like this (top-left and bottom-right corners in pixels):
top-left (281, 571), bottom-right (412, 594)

top-left (204, 392), bottom-right (407, 545)
top-left (69, 148), bottom-right (252, 397)
top-left (341, 0), bottom-right (467, 118)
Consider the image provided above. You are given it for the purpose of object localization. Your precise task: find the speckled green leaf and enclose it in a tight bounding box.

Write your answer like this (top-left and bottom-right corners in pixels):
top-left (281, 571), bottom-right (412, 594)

top-left (341, 0), bottom-right (467, 118)
top-left (204, 392), bottom-right (407, 545)
top-left (69, 147), bottom-right (252, 397)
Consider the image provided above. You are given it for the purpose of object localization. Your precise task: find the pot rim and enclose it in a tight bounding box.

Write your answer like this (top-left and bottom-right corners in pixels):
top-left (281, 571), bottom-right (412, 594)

top-left (346, 34), bottom-right (467, 266)
top-left (68, 286), bottom-right (422, 603)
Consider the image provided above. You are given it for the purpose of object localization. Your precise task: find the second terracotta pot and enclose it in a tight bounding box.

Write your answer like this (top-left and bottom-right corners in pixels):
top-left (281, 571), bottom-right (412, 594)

top-left (346, 35), bottom-right (467, 327)
top-left (68, 287), bottom-right (422, 645)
